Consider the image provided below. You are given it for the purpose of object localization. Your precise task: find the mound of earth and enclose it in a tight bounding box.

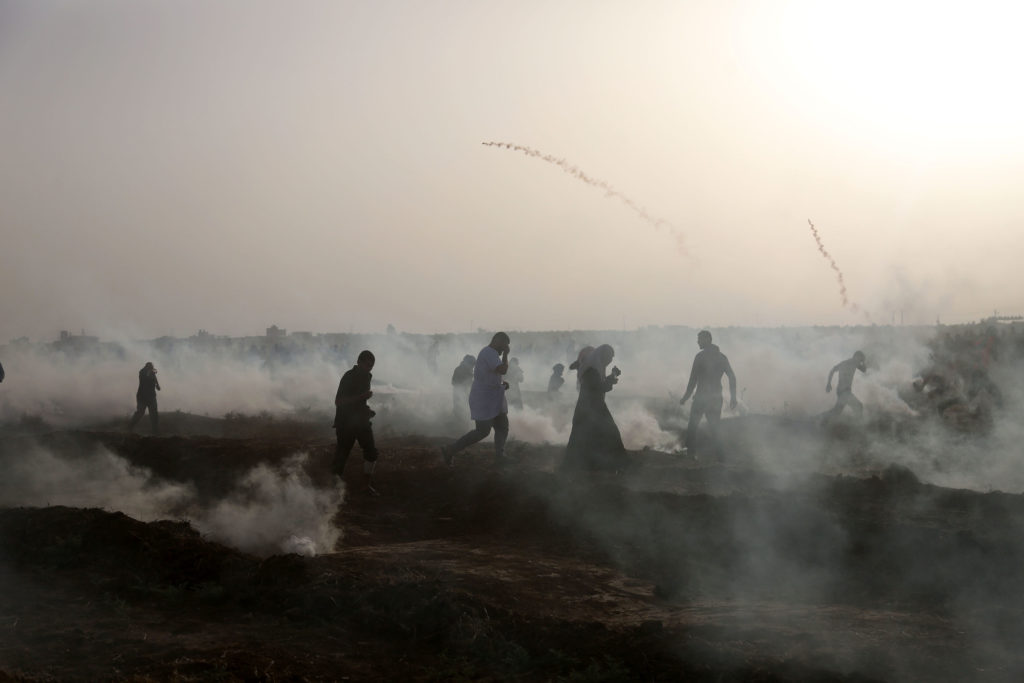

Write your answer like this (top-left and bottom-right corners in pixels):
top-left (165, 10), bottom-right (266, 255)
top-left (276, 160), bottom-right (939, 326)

top-left (1, 415), bottom-right (1023, 681)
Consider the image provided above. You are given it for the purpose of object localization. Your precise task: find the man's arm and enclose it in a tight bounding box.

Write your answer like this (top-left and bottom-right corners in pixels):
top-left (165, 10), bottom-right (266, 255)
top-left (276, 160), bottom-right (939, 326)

top-left (335, 372), bottom-right (372, 406)
top-left (826, 363), bottom-right (840, 392)
top-left (495, 349), bottom-right (509, 375)
top-left (725, 360), bottom-right (737, 409)
top-left (679, 357), bottom-right (699, 404)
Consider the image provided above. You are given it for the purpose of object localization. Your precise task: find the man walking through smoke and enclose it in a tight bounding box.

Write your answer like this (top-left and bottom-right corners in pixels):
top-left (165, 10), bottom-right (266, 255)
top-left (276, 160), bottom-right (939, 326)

top-left (128, 362), bottom-right (160, 435)
top-left (441, 332), bottom-right (511, 467)
top-left (824, 350), bottom-right (866, 423)
top-left (334, 350), bottom-right (380, 494)
top-left (679, 330), bottom-right (737, 459)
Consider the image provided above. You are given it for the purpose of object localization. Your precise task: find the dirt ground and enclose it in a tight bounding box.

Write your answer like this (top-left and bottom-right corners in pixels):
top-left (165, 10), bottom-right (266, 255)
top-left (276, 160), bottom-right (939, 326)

top-left (1, 412), bottom-right (1024, 682)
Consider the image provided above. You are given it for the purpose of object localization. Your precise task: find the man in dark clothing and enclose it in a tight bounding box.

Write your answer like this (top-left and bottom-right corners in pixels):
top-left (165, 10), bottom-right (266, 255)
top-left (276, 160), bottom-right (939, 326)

top-left (0, 360), bottom-right (5, 383)
top-left (824, 350), bottom-right (866, 422)
top-left (334, 350), bottom-right (380, 494)
top-left (129, 362), bottom-right (161, 435)
top-left (679, 330), bottom-right (737, 459)
top-left (548, 363), bottom-right (565, 393)
top-left (451, 354), bottom-right (476, 416)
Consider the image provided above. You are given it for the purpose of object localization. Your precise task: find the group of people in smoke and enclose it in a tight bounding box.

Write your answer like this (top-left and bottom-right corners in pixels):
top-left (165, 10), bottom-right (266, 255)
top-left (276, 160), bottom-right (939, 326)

top-left (432, 329), bottom-right (745, 473)
top-left (115, 329), bottom-right (869, 494)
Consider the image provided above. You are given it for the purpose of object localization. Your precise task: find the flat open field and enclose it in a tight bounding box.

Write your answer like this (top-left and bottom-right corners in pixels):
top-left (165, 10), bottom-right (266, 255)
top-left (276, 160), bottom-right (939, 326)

top-left (1, 411), bottom-right (1022, 682)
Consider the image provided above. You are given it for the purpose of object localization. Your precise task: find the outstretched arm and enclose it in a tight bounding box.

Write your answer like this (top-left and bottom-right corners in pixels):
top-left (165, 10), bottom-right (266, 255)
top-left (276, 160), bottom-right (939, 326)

top-left (679, 358), bottom-right (699, 404)
top-left (725, 361), bottom-right (737, 409)
top-left (826, 364), bottom-right (839, 392)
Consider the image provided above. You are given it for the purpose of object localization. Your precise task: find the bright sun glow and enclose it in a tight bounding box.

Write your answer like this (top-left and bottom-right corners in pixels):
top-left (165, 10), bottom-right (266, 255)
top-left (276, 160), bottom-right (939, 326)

top-left (765, 1), bottom-right (1024, 151)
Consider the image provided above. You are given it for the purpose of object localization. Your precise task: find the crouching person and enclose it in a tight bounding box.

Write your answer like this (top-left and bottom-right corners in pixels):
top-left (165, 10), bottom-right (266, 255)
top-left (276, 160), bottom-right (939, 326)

top-left (334, 350), bottom-right (380, 494)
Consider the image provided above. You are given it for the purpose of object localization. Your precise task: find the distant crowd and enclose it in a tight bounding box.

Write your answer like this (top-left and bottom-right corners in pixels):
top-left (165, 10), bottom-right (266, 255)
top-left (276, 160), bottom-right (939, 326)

top-left (1, 322), bottom-right (1013, 494)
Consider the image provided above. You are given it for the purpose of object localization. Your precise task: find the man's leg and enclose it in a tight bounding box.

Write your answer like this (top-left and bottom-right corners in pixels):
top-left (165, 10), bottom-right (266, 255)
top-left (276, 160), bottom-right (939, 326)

top-left (149, 399), bottom-right (159, 435)
top-left (492, 413), bottom-right (510, 459)
top-left (704, 397), bottom-right (724, 458)
top-left (685, 403), bottom-right (704, 453)
top-left (355, 422), bottom-right (380, 492)
top-left (129, 400), bottom-right (145, 433)
top-left (847, 392), bottom-right (863, 419)
top-left (449, 419), bottom-right (495, 453)
top-left (822, 395), bottom-right (845, 425)
top-left (334, 427), bottom-right (357, 476)
top-left (442, 419), bottom-right (495, 467)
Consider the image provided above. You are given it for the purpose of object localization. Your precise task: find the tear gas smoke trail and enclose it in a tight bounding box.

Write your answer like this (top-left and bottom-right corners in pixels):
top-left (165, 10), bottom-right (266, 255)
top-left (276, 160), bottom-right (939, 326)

top-left (807, 219), bottom-right (861, 314)
top-left (482, 141), bottom-right (686, 254)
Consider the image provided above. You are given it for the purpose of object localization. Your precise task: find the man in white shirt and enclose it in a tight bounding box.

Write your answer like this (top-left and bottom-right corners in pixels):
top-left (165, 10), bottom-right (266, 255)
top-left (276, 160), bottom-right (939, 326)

top-left (441, 332), bottom-right (511, 467)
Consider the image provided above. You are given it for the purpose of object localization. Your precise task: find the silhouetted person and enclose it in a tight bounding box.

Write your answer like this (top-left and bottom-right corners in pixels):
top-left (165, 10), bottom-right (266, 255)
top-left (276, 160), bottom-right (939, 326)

top-left (334, 350), bottom-right (380, 494)
top-left (564, 345), bottom-right (625, 471)
top-left (569, 346), bottom-right (594, 390)
top-left (0, 360), bottom-right (4, 383)
top-left (548, 363), bottom-right (565, 393)
top-left (451, 354), bottom-right (475, 416)
top-left (824, 350), bottom-right (866, 423)
top-left (441, 332), bottom-right (511, 467)
top-left (507, 357), bottom-right (524, 410)
top-left (129, 362), bottom-right (161, 435)
top-left (680, 330), bottom-right (736, 459)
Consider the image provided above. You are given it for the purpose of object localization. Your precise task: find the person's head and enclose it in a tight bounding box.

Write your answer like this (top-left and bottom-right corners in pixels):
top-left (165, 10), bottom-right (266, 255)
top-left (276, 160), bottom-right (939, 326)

top-left (580, 344), bottom-right (615, 377)
top-left (853, 350), bottom-right (865, 365)
top-left (357, 350), bottom-right (375, 370)
top-left (697, 330), bottom-right (712, 349)
top-left (144, 361), bottom-right (156, 373)
top-left (595, 344), bottom-right (615, 366)
top-left (552, 363), bottom-right (564, 375)
top-left (462, 354), bottom-right (475, 366)
top-left (569, 345), bottom-right (594, 371)
top-left (489, 332), bottom-right (510, 354)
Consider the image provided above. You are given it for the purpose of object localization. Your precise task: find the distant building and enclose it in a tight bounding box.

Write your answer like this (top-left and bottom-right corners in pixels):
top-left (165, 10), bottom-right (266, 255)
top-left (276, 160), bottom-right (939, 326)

top-left (266, 325), bottom-right (287, 340)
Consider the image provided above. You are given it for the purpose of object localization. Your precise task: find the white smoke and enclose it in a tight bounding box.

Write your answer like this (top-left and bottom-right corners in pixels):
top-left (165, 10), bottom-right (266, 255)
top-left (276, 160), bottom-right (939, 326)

top-left (0, 442), bottom-right (343, 556)
top-left (193, 454), bottom-right (342, 557)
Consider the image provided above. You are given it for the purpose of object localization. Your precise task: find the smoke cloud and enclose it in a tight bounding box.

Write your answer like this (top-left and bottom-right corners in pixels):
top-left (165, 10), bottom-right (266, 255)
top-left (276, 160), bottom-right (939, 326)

top-left (0, 440), bottom-right (342, 557)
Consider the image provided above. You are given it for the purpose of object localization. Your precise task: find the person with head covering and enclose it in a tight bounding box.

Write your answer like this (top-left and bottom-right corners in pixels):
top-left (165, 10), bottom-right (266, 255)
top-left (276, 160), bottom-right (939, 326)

top-left (563, 344), bottom-right (625, 471)
top-left (451, 354), bottom-right (476, 417)
top-left (679, 330), bottom-right (737, 459)
top-left (0, 359), bottom-right (5, 383)
top-left (568, 345), bottom-right (595, 390)
top-left (823, 350), bottom-right (867, 423)
top-left (441, 332), bottom-right (512, 467)
top-left (548, 363), bottom-right (565, 393)
top-left (128, 361), bottom-right (161, 435)
top-left (334, 349), bottom-right (380, 494)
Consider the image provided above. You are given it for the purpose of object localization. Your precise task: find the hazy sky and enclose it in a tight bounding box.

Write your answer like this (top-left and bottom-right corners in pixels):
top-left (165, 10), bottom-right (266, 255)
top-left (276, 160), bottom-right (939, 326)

top-left (3, 0), bottom-right (1023, 341)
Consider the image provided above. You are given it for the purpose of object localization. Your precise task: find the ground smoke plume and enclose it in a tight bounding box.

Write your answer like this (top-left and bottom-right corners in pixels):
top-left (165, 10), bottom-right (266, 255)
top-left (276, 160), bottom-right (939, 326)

top-left (0, 443), bottom-right (342, 557)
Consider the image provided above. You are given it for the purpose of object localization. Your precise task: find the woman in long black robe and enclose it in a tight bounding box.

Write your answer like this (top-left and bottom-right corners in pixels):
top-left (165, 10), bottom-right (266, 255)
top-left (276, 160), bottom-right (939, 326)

top-left (564, 344), bottom-right (625, 471)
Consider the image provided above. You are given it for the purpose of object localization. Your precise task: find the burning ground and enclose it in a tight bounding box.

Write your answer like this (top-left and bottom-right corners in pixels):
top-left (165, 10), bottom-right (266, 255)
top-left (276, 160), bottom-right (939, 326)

top-left (1, 406), bottom-right (1024, 681)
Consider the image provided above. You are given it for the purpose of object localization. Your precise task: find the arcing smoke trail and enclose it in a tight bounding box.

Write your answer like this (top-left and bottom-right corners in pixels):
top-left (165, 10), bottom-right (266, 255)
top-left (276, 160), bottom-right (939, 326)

top-left (482, 141), bottom-right (686, 253)
top-left (807, 219), bottom-right (860, 313)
